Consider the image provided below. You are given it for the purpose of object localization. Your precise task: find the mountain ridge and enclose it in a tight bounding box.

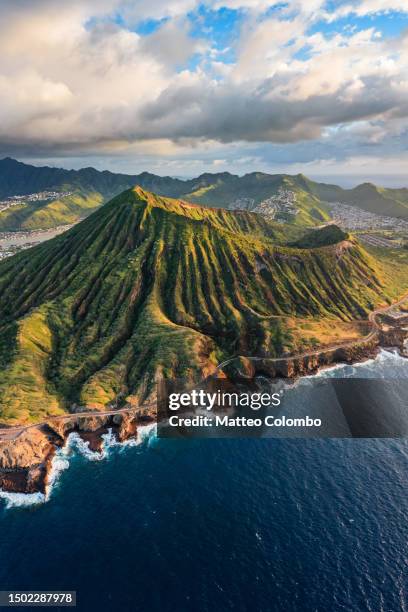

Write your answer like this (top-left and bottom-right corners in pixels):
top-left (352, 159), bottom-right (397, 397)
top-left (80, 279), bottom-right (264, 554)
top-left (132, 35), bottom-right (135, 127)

top-left (0, 158), bottom-right (407, 231)
top-left (0, 185), bottom-right (404, 426)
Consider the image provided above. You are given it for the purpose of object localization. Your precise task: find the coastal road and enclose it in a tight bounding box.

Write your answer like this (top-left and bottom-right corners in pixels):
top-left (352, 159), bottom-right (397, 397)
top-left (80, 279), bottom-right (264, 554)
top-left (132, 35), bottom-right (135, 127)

top-left (1, 293), bottom-right (408, 442)
top-left (0, 404), bottom-right (156, 442)
top-left (215, 292), bottom-right (408, 374)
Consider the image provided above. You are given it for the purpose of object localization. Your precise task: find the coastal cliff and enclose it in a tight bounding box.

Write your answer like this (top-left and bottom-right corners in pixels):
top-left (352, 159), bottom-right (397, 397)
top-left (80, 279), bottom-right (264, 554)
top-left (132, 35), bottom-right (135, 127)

top-left (0, 187), bottom-right (390, 427)
top-left (0, 187), bottom-right (407, 496)
top-left (220, 335), bottom-right (381, 380)
top-left (0, 330), bottom-right (399, 495)
top-left (2, 319), bottom-right (408, 496)
top-left (0, 410), bottom-right (155, 494)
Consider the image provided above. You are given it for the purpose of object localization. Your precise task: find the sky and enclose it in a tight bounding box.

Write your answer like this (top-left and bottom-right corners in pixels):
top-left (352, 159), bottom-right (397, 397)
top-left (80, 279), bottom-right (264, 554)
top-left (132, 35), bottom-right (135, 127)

top-left (0, 0), bottom-right (407, 184)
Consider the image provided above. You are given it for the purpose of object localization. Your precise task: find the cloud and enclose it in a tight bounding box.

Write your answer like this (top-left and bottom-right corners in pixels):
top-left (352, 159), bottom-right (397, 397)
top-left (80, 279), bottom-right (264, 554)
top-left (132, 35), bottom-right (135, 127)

top-left (120, 0), bottom-right (199, 21)
top-left (137, 73), bottom-right (407, 144)
top-left (0, 0), bottom-right (407, 178)
top-left (134, 20), bottom-right (408, 146)
top-left (139, 18), bottom-right (205, 67)
top-left (325, 0), bottom-right (408, 20)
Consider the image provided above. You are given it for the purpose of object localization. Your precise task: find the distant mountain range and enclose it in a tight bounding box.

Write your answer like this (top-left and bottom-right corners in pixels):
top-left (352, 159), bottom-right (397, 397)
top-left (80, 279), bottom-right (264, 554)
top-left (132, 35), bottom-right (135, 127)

top-left (0, 157), bottom-right (407, 231)
top-left (0, 186), bottom-right (398, 425)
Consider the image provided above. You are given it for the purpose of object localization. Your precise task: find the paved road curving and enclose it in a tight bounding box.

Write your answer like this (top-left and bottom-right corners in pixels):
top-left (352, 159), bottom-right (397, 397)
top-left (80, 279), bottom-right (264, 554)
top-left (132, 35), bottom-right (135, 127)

top-left (1, 293), bottom-right (408, 442)
top-left (216, 292), bottom-right (408, 373)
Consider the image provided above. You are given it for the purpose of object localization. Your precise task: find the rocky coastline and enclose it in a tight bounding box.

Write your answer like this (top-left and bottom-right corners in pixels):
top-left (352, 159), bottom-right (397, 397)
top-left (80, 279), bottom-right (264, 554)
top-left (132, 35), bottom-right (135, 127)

top-left (0, 410), bottom-right (155, 495)
top-left (221, 337), bottom-right (380, 381)
top-left (220, 318), bottom-right (408, 381)
top-left (1, 322), bottom-right (407, 497)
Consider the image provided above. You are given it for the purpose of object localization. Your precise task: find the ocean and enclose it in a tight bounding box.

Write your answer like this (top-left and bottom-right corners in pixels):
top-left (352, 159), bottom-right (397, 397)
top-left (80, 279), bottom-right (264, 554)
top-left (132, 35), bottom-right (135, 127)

top-left (1, 350), bottom-right (407, 611)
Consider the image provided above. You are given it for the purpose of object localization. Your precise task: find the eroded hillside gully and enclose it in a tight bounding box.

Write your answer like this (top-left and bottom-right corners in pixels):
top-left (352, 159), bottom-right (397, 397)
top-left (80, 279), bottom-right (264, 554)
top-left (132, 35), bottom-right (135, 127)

top-left (1, 188), bottom-right (408, 497)
top-left (1, 297), bottom-right (407, 496)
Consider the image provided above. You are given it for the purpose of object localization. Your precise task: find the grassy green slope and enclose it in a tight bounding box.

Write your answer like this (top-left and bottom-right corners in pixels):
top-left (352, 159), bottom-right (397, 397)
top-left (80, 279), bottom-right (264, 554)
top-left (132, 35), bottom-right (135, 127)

top-left (290, 225), bottom-right (349, 248)
top-left (183, 172), bottom-right (408, 220)
top-left (306, 180), bottom-right (408, 218)
top-left (0, 157), bottom-right (138, 199)
top-left (0, 187), bottom-right (398, 425)
top-left (0, 191), bottom-right (106, 231)
top-left (184, 173), bottom-right (331, 226)
top-left (1, 158), bottom-right (407, 230)
top-left (0, 158), bottom-right (140, 230)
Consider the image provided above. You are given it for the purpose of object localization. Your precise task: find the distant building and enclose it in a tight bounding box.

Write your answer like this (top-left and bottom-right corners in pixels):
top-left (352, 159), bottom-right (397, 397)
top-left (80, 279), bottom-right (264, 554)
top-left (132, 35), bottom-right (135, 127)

top-left (253, 188), bottom-right (299, 220)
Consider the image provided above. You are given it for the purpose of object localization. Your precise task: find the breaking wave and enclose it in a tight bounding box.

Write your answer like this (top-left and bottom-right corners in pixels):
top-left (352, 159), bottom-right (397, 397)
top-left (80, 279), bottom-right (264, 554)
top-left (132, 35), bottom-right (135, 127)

top-left (0, 424), bottom-right (157, 510)
top-left (0, 490), bottom-right (45, 509)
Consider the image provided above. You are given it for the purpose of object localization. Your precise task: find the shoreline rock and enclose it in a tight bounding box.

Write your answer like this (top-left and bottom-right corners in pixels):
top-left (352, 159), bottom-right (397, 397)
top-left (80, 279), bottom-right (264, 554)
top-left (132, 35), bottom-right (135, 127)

top-left (0, 410), bottom-right (155, 495)
top-left (221, 338), bottom-right (380, 381)
top-left (1, 330), bottom-right (407, 496)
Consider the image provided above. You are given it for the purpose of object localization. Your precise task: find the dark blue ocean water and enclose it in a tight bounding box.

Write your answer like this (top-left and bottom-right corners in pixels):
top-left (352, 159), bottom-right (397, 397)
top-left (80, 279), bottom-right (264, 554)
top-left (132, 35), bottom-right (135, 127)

top-left (1, 351), bottom-right (408, 612)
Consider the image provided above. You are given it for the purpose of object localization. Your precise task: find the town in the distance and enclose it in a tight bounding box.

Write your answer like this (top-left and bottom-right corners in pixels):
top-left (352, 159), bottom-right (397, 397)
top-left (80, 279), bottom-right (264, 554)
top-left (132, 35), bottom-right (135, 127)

top-left (1, 155), bottom-right (408, 495)
top-left (0, 157), bottom-right (407, 260)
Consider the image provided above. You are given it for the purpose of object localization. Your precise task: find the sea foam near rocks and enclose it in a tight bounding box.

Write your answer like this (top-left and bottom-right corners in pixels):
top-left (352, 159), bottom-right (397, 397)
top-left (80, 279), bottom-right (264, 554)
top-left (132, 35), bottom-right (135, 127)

top-left (0, 490), bottom-right (45, 509)
top-left (0, 424), bottom-right (157, 509)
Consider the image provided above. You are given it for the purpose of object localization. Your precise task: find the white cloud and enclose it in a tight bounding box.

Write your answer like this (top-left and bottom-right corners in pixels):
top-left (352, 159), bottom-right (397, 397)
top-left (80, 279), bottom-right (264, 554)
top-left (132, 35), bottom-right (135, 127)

top-left (140, 19), bottom-right (205, 67)
top-left (324, 0), bottom-right (408, 21)
top-left (0, 0), bottom-right (407, 180)
top-left (355, 0), bottom-right (408, 13)
top-left (211, 0), bottom-right (327, 15)
top-left (120, 0), bottom-right (199, 22)
top-left (232, 15), bottom-right (306, 81)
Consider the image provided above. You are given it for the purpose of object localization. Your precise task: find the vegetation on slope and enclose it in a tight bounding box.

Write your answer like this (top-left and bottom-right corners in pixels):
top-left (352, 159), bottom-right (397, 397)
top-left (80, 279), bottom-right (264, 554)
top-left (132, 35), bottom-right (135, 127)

top-left (1, 158), bottom-right (407, 231)
top-left (290, 225), bottom-right (349, 248)
top-left (0, 158), bottom-right (138, 231)
top-left (0, 191), bottom-right (105, 231)
top-left (185, 173), bottom-right (331, 226)
top-left (0, 186), bottom-right (399, 426)
top-left (305, 179), bottom-right (408, 218)
top-left (0, 157), bottom-right (138, 199)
